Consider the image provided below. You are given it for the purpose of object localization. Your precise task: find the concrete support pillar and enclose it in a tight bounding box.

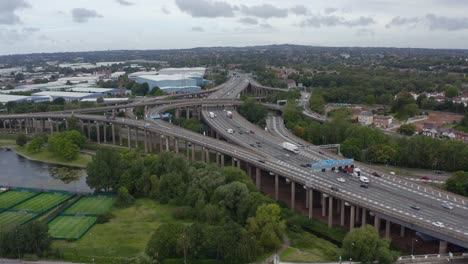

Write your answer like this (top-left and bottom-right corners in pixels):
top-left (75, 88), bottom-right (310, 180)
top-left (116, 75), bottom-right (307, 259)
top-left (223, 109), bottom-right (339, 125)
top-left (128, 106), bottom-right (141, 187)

top-left (255, 167), bottom-right (261, 190)
top-left (144, 130), bottom-right (148, 153)
top-left (148, 132), bottom-right (153, 152)
top-left (165, 137), bottom-right (169, 152)
top-left (216, 152), bottom-right (220, 165)
top-left (308, 189), bottom-right (313, 219)
top-left (49, 121), bottom-right (54, 135)
top-left (112, 124), bottom-right (116, 145)
top-left (237, 159), bottom-right (240, 169)
top-left (191, 144), bottom-right (195, 161)
top-left (205, 148), bottom-right (209, 163)
top-left (200, 147), bottom-right (205, 162)
top-left (103, 124), bottom-right (107, 143)
top-left (291, 181), bottom-right (295, 210)
top-left (350, 205), bottom-right (355, 230)
top-left (328, 196), bottom-right (333, 228)
top-left (96, 122), bottom-right (100, 144)
top-left (231, 158), bottom-right (235, 167)
top-left (385, 220), bottom-right (391, 240)
top-left (19, 120), bottom-right (22, 133)
top-left (119, 125), bottom-right (123, 146)
top-left (41, 119), bottom-right (45, 132)
top-left (175, 108), bottom-right (180, 119)
top-left (55, 122), bottom-right (59, 132)
top-left (186, 108), bottom-right (190, 119)
top-left (87, 121), bottom-right (91, 140)
top-left (159, 135), bottom-right (163, 152)
top-left (355, 206), bottom-right (360, 224)
top-left (135, 128), bottom-right (139, 148)
top-left (80, 121), bottom-right (84, 134)
top-left (275, 174), bottom-right (279, 201)
top-left (321, 195), bottom-right (326, 217)
top-left (400, 226), bottom-right (405, 238)
top-left (185, 141), bottom-right (189, 158)
top-left (374, 215), bottom-right (381, 233)
top-left (127, 127), bottom-right (131, 148)
top-left (361, 208), bottom-right (367, 227)
top-left (305, 187), bottom-right (309, 209)
top-left (439, 240), bottom-right (447, 254)
top-left (220, 154), bottom-right (224, 167)
top-left (65, 119), bottom-right (69, 130)
top-left (174, 138), bottom-right (179, 154)
top-left (340, 201), bottom-right (345, 226)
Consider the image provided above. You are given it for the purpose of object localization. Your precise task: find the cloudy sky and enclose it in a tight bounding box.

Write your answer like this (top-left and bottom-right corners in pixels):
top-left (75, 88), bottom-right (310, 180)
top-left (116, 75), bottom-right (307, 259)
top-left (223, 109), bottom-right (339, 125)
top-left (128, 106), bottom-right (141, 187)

top-left (1, 0), bottom-right (468, 55)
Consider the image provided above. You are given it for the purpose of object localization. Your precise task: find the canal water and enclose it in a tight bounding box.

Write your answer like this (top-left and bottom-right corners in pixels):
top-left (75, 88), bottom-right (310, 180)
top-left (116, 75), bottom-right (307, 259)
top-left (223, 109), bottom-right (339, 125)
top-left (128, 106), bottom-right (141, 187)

top-left (0, 147), bottom-right (92, 193)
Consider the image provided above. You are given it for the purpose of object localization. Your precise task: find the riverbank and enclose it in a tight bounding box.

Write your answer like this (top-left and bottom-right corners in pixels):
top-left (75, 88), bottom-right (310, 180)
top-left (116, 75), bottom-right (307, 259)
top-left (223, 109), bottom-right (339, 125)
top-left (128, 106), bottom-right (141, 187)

top-left (14, 146), bottom-right (92, 168)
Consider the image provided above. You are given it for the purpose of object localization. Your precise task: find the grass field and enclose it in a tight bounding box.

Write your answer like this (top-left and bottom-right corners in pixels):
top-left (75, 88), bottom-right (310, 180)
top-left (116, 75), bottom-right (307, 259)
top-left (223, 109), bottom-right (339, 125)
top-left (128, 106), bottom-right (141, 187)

top-left (0, 190), bottom-right (37, 209)
top-left (280, 230), bottom-right (340, 263)
top-left (15, 147), bottom-right (92, 168)
top-left (0, 211), bottom-right (38, 230)
top-left (0, 139), bottom-right (15, 147)
top-left (52, 199), bottom-right (184, 259)
top-left (13, 192), bottom-right (72, 213)
top-left (49, 216), bottom-right (97, 240)
top-left (63, 196), bottom-right (114, 215)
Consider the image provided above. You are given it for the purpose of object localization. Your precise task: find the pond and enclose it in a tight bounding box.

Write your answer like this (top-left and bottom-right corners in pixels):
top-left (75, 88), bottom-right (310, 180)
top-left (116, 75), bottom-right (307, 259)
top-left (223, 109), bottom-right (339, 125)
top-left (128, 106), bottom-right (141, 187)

top-left (0, 147), bottom-right (92, 193)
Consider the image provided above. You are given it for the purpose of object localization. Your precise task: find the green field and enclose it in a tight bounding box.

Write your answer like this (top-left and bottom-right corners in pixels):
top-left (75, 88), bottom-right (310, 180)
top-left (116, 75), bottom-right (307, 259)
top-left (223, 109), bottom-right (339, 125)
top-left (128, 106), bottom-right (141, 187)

top-left (0, 190), bottom-right (37, 209)
top-left (64, 196), bottom-right (114, 215)
top-left (13, 192), bottom-right (72, 213)
top-left (279, 230), bottom-right (340, 263)
top-left (49, 216), bottom-right (97, 240)
top-left (0, 211), bottom-right (38, 231)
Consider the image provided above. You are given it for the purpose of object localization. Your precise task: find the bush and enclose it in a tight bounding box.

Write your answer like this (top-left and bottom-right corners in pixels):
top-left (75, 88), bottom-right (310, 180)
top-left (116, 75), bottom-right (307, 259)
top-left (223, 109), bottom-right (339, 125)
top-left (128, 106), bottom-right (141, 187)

top-left (26, 137), bottom-right (45, 153)
top-left (172, 206), bottom-right (195, 220)
top-left (116, 186), bottom-right (135, 207)
top-left (16, 133), bottom-right (28, 146)
top-left (97, 211), bottom-right (115, 224)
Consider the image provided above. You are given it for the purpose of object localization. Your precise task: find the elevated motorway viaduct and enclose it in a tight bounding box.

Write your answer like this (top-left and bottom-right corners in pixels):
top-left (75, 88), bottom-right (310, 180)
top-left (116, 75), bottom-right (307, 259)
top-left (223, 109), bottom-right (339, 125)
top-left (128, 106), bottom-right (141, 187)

top-left (1, 77), bottom-right (467, 254)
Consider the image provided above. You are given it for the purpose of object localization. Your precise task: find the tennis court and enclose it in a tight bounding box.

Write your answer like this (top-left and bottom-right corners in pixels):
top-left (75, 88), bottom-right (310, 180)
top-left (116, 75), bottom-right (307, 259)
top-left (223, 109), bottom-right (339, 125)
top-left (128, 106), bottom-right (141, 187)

top-left (0, 211), bottom-right (38, 230)
top-left (13, 192), bottom-right (72, 213)
top-left (63, 196), bottom-right (114, 215)
top-left (0, 190), bottom-right (37, 209)
top-left (48, 215), bottom-right (97, 240)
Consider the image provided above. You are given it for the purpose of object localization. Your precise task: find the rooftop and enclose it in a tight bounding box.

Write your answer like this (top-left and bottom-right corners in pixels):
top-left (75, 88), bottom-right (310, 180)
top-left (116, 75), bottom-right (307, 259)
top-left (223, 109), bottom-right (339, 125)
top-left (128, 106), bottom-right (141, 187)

top-left (32, 91), bottom-right (94, 98)
top-left (0, 94), bottom-right (29, 103)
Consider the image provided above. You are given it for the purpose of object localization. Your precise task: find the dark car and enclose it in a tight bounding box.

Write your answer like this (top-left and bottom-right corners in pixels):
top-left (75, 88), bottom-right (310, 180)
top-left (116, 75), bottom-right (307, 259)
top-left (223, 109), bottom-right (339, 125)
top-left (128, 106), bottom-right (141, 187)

top-left (410, 205), bottom-right (421, 210)
top-left (372, 172), bottom-right (381, 177)
top-left (258, 160), bottom-right (265, 163)
top-left (330, 187), bottom-right (339, 192)
top-left (300, 164), bottom-right (308, 168)
top-left (435, 171), bottom-right (443, 174)
top-left (250, 144), bottom-right (256, 147)
top-left (249, 130), bottom-right (255, 134)
top-left (239, 131), bottom-right (244, 134)
top-left (318, 151), bottom-right (324, 155)
top-left (421, 176), bottom-right (430, 180)
top-left (360, 184), bottom-right (369, 189)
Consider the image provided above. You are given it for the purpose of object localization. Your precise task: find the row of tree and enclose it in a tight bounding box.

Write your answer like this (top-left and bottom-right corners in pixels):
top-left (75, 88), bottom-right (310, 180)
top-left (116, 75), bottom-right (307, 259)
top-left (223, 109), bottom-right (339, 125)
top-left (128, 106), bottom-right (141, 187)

top-left (22, 130), bottom-right (87, 161)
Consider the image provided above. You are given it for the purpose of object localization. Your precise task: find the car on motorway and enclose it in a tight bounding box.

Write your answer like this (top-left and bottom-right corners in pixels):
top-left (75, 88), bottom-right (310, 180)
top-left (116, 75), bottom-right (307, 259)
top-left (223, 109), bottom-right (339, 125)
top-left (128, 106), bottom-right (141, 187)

top-left (249, 144), bottom-right (256, 147)
top-left (390, 171), bottom-right (395, 175)
top-left (330, 186), bottom-right (339, 192)
top-left (334, 169), bottom-right (339, 173)
top-left (410, 205), bottom-right (421, 210)
top-left (359, 176), bottom-right (370, 183)
top-left (249, 130), bottom-right (255, 134)
top-left (421, 176), bottom-right (429, 180)
top-left (442, 203), bottom-right (454, 210)
top-left (318, 151), bottom-right (324, 155)
top-left (300, 164), bottom-right (308, 168)
top-left (435, 170), bottom-right (443, 174)
top-left (227, 128), bottom-right (234, 134)
top-left (360, 184), bottom-right (369, 189)
top-left (337, 178), bottom-right (346, 183)
top-left (371, 172), bottom-right (381, 177)
top-left (258, 160), bottom-right (265, 163)
top-left (432, 221), bottom-right (445, 228)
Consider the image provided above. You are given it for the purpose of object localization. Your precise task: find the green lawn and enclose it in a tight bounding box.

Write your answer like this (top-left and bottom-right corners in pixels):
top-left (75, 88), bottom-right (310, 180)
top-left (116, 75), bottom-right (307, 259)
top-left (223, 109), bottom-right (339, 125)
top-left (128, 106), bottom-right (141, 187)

top-left (13, 192), bottom-right (72, 213)
top-left (0, 190), bottom-right (38, 209)
top-left (63, 196), bottom-right (114, 215)
top-left (52, 199), bottom-right (182, 260)
top-left (15, 147), bottom-right (92, 168)
top-left (49, 216), bottom-right (97, 240)
top-left (0, 211), bottom-right (38, 231)
top-left (280, 231), bottom-right (341, 263)
top-left (0, 139), bottom-right (15, 147)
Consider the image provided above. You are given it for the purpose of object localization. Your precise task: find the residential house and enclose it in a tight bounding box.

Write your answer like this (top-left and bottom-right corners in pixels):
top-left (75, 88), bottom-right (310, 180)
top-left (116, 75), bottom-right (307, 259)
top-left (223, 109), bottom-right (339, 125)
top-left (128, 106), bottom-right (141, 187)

top-left (455, 131), bottom-right (468, 143)
top-left (373, 115), bottom-right (393, 129)
top-left (358, 111), bottom-right (373, 125)
top-left (439, 128), bottom-right (457, 140)
top-left (422, 123), bottom-right (439, 137)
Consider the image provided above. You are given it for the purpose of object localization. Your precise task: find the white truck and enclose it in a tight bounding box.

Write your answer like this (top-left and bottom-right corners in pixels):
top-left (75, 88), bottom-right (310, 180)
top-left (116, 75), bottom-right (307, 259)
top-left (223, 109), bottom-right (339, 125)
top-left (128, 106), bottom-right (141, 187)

top-left (226, 111), bottom-right (233, 118)
top-left (209, 112), bottom-right (215, 118)
top-left (282, 142), bottom-right (299, 154)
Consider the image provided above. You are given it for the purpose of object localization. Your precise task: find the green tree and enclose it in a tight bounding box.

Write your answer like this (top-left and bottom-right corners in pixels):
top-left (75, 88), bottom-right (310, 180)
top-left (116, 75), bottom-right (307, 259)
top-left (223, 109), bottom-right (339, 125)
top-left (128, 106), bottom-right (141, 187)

top-left (446, 171), bottom-right (468, 197)
top-left (26, 137), bottom-right (44, 153)
top-left (212, 181), bottom-right (249, 218)
top-left (115, 186), bottom-right (135, 207)
top-left (445, 86), bottom-right (459, 98)
top-left (342, 225), bottom-right (398, 264)
top-left (87, 149), bottom-right (123, 192)
top-left (246, 203), bottom-right (285, 251)
top-left (398, 124), bottom-right (416, 136)
top-left (16, 133), bottom-right (28, 146)
top-left (0, 221), bottom-right (50, 258)
top-left (309, 93), bottom-right (325, 114)
top-left (239, 98), bottom-right (268, 125)
top-left (146, 223), bottom-right (184, 262)
top-left (66, 116), bottom-right (80, 131)
top-left (52, 97), bottom-right (65, 105)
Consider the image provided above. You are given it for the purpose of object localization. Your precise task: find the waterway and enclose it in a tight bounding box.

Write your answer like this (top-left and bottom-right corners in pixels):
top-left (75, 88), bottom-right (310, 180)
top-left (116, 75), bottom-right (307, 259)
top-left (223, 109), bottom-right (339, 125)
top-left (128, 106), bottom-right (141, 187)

top-left (0, 147), bottom-right (92, 193)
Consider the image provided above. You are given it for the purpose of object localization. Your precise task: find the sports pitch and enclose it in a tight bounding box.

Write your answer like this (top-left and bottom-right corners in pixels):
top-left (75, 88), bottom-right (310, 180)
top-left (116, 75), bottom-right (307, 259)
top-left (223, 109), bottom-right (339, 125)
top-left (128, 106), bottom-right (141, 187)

top-left (48, 215), bottom-right (97, 240)
top-left (13, 192), bottom-right (72, 213)
top-left (63, 196), bottom-right (114, 215)
top-left (0, 211), bottom-right (37, 230)
top-left (0, 190), bottom-right (37, 209)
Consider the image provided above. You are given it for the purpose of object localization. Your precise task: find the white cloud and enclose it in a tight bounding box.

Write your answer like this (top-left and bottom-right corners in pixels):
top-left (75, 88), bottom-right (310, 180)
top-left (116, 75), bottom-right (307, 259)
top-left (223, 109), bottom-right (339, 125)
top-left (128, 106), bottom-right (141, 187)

top-left (71, 8), bottom-right (103, 23)
top-left (0, 0), bottom-right (30, 25)
top-left (175, 0), bottom-right (235, 18)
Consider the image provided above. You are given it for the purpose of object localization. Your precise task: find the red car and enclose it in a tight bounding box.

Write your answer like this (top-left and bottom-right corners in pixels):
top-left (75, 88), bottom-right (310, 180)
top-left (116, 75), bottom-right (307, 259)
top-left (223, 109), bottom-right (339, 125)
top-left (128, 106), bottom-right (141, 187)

top-left (421, 176), bottom-right (430, 180)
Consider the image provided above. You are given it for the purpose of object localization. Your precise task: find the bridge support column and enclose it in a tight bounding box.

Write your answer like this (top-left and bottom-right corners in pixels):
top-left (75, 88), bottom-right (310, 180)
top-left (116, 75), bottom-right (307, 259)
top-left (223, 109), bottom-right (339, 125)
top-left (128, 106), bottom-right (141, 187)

top-left (256, 167), bottom-right (261, 190)
top-left (49, 121), bottom-right (54, 135)
top-left (80, 121), bottom-right (84, 134)
top-left (350, 205), bottom-right (355, 230)
top-left (374, 215), bottom-right (380, 233)
top-left (355, 206), bottom-right (360, 224)
top-left (275, 174), bottom-right (279, 201)
top-left (65, 119), bottom-right (68, 130)
top-left (201, 147), bottom-right (205, 162)
top-left (112, 124), bottom-right (116, 145)
top-left (400, 226), bottom-right (405, 238)
top-left (165, 137), bottom-right (169, 152)
top-left (19, 120), bottom-right (22, 133)
top-left (237, 159), bottom-right (240, 169)
top-left (231, 158), bottom-right (235, 167)
top-left (96, 122), bottom-right (100, 144)
top-left (185, 141), bottom-right (189, 158)
top-left (41, 119), bottom-right (45, 132)
top-left (191, 144), bottom-right (195, 161)
top-left (385, 220), bottom-right (391, 240)
top-left (87, 121), bottom-right (92, 140)
top-left (361, 208), bottom-right (367, 226)
top-left (174, 138), bottom-right (179, 154)
top-left (340, 201), bottom-right (345, 226)
top-left (205, 148), bottom-right (209, 163)
top-left (221, 154), bottom-right (224, 167)
top-left (328, 196), bottom-right (333, 228)
top-left (308, 189), bottom-right (313, 219)
top-left (159, 135), bottom-right (163, 152)
top-left (186, 108), bottom-right (190, 119)
top-left (305, 187), bottom-right (309, 209)
top-left (135, 128), bottom-right (139, 148)
top-left (321, 195), bottom-right (326, 217)
top-left (175, 108), bottom-right (180, 119)
top-left (144, 130), bottom-right (148, 153)
top-left (55, 122), bottom-right (59, 132)
top-left (216, 152), bottom-right (220, 165)
top-left (439, 240), bottom-right (447, 254)
top-left (127, 127), bottom-right (131, 148)
top-left (291, 181), bottom-right (295, 210)
top-left (103, 124), bottom-right (107, 143)
top-left (148, 132), bottom-right (153, 152)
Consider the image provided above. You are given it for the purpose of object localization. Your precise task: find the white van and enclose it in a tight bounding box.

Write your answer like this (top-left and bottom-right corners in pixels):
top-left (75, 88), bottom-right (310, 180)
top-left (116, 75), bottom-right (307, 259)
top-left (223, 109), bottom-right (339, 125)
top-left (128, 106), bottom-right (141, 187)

top-left (227, 129), bottom-right (234, 134)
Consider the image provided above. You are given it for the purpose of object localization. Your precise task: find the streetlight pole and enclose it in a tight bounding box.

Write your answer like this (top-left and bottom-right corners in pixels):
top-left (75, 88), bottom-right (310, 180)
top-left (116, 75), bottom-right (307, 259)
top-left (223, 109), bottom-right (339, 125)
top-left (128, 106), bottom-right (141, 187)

top-left (349, 242), bottom-right (354, 264)
top-left (411, 238), bottom-right (418, 258)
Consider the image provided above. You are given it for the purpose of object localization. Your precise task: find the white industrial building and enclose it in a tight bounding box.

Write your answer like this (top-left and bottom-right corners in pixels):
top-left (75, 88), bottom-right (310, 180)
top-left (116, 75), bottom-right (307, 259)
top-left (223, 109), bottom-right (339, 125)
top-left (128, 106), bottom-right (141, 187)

top-left (67, 87), bottom-right (120, 95)
top-left (31, 91), bottom-right (99, 102)
top-left (0, 94), bottom-right (50, 104)
top-left (132, 67), bottom-right (208, 93)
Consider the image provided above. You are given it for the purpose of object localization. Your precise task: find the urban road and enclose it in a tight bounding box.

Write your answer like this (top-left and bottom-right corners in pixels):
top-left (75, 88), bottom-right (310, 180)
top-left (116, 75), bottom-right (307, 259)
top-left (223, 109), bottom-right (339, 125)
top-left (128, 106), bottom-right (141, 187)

top-left (1, 76), bottom-right (467, 249)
